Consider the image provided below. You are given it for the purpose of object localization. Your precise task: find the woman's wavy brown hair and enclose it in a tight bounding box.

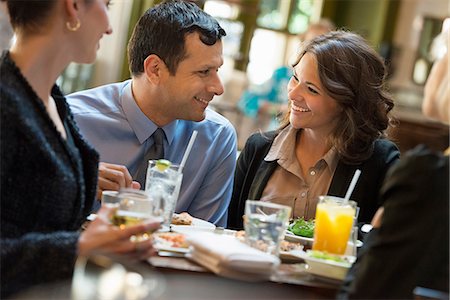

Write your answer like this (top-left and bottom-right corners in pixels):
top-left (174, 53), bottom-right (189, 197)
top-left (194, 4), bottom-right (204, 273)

top-left (279, 31), bottom-right (395, 164)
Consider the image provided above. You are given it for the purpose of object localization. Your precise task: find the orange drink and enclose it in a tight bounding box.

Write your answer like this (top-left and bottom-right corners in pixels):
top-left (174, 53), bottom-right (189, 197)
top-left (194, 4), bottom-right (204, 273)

top-left (312, 196), bottom-right (356, 255)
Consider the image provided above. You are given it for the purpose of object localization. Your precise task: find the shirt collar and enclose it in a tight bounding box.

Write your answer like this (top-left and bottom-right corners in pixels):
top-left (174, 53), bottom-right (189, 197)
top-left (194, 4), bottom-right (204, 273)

top-left (322, 146), bottom-right (338, 174)
top-left (120, 80), bottom-right (178, 145)
top-left (265, 125), bottom-right (339, 173)
top-left (265, 125), bottom-right (296, 162)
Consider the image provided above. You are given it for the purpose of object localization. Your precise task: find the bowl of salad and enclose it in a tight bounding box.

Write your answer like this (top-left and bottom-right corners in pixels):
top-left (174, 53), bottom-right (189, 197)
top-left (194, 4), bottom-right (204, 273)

top-left (285, 218), bottom-right (315, 246)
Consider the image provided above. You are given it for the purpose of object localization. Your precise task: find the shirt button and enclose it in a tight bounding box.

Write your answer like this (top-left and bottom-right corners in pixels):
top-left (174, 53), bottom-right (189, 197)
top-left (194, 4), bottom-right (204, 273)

top-left (301, 192), bottom-right (306, 197)
top-left (310, 170), bottom-right (316, 176)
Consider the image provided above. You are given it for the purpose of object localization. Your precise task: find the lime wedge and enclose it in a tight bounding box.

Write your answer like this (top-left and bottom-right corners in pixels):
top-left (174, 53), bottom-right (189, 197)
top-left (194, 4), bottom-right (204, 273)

top-left (155, 159), bottom-right (171, 171)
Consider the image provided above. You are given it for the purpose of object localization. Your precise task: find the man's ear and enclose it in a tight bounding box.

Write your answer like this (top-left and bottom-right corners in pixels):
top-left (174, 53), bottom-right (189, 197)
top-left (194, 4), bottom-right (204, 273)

top-left (143, 54), bottom-right (166, 84)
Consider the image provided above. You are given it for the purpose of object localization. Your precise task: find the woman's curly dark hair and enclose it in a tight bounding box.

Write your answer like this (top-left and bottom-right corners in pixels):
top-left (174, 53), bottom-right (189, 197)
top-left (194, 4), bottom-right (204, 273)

top-left (279, 31), bottom-right (395, 164)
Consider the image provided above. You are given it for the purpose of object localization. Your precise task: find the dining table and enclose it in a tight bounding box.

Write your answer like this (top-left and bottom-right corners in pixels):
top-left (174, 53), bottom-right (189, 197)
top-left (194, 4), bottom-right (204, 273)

top-left (13, 254), bottom-right (339, 300)
top-left (147, 255), bottom-right (339, 300)
top-left (13, 225), bottom-right (344, 300)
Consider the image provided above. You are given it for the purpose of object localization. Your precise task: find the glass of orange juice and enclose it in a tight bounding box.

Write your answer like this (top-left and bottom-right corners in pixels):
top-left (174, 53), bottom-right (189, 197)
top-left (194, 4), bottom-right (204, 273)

top-left (312, 196), bottom-right (357, 255)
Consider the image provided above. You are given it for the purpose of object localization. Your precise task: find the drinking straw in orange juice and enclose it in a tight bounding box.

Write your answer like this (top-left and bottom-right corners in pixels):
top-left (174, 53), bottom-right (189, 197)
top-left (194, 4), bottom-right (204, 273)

top-left (312, 196), bottom-right (356, 255)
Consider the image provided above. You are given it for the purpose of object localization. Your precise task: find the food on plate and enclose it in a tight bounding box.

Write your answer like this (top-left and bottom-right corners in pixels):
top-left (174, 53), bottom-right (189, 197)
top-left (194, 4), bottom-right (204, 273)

top-left (171, 212), bottom-right (193, 225)
top-left (154, 232), bottom-right (189, 248)
top-left (279, 240), bottom-right (303, 252)
top-left (234, 230), bottom-right (302, 252)
top-left (235, 230), bottom-right (246, 240)
top-left (288, 217), bottom-right (315, 238)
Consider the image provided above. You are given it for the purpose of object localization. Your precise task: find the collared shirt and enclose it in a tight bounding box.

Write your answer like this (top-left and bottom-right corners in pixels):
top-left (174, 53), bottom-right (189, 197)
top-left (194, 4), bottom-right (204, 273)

top-left (67, 80), bottom-right (237, 226)
top-left (261, 125), bottom-right (338, 220)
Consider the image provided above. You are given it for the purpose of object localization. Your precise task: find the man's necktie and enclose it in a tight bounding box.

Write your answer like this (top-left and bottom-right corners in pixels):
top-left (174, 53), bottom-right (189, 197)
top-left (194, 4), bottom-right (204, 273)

top-left (135, 128), bottom-right (165, 188)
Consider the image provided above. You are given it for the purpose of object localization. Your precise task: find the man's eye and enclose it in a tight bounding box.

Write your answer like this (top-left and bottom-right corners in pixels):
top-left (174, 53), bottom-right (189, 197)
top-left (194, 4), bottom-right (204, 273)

top-left (199, 70), bottom-right (210, 75)
top-left (292, 74), bottom-right (299, 82)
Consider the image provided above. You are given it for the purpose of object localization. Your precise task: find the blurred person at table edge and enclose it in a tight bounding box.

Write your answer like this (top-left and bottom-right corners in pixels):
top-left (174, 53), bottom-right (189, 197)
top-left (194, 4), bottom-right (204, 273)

top-left (228, 31), bottom-right (400, 230)
top-left (238, 19), bottom-right (336, 132)
top-left (67, 0), bottom-right (237, 227)
top-left (0, 0), bottom-right (160, 297)
top-left (338, 29), bottom-right (449, 299)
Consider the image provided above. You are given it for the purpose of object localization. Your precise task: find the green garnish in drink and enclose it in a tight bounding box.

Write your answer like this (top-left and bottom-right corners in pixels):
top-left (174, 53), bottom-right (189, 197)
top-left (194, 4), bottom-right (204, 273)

top-left (155, 159), bottom-right (171, 171)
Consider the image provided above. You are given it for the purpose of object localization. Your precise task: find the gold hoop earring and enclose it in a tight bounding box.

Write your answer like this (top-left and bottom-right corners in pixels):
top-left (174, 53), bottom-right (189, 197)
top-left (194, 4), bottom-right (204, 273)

top-left (66, 19), bottom-right (81, 32)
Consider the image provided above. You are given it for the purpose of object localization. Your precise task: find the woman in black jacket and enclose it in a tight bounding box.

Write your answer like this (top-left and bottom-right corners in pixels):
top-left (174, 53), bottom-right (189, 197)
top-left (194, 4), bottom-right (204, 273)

top-left (0, 1), bottom-right (159, 297)
top-left (228, 31), bottom-right (400, 230)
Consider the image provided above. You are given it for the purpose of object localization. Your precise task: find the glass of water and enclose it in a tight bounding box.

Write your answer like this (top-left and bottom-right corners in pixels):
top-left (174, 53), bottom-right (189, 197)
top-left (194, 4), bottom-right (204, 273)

top-left (244, 200), bottom-right (291, 256)
top-left (145, 160), bottom-right (183, 231)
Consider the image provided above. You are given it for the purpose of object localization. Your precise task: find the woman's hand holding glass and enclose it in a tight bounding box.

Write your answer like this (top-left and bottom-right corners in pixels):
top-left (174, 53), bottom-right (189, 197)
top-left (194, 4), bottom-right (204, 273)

top-left (78, 205), bottom-right (161, 262)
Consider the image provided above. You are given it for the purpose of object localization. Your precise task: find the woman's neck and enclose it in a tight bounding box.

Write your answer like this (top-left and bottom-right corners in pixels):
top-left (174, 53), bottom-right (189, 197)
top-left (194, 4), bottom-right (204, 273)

top-left (297, 128), bottom-right (332, 157)
top-left (9, 35), bottom-right (69, 103)
top-left (295, 128), bottom-right (332, 179)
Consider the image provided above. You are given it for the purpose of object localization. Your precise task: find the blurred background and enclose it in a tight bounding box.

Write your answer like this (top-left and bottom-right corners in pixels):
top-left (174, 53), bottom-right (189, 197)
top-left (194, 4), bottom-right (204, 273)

top-left (1, 0), bottom-right (448, 152)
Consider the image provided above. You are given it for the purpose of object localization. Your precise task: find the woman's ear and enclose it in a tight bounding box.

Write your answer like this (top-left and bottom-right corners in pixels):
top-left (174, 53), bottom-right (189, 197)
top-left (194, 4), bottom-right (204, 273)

top-left (64, 0), bottom-right (78, 21)
top-left (143, 54), bottom-right (166, 84)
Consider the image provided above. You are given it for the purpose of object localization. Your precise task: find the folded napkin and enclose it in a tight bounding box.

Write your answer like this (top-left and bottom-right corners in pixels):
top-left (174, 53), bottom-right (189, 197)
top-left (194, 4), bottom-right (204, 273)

top-left (186, 232), bottom-right (280, 281)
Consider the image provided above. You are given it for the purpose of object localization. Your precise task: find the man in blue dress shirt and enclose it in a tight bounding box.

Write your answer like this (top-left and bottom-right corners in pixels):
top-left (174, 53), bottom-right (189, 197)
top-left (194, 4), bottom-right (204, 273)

top-left (67, 1), bottom-right (237, 227)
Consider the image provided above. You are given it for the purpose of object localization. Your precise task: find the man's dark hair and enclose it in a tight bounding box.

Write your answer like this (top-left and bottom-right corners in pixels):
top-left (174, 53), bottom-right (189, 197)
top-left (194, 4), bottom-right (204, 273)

top-left (128, 0), bottom-right (226, 76)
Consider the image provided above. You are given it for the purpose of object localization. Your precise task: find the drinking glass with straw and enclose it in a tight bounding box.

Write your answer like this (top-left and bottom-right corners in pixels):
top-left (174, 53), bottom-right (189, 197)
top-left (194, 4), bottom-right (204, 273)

top-left (144, 130), bottom-right (198, 231)
top-left (312, 169), bottom-right (361, 255)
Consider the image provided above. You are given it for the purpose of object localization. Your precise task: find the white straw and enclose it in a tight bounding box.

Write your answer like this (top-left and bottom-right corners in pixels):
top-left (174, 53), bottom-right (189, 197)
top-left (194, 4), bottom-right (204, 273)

top-left (344, 169), bottom-right (361, 202)
top-left (179, 130), bottom-right (198, 173)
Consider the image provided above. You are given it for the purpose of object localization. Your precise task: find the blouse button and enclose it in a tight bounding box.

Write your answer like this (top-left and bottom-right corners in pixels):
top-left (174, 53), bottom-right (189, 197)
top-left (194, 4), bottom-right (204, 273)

top-left (310, 170), bottom-right (316, 176)
top-left (301, 192), bottom-right (306, 197)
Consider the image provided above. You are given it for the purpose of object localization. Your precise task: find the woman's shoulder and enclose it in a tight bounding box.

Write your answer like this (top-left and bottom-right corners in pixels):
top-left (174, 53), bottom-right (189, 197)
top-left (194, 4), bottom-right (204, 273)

top-left (1, 51), bottom-right (34, 107)
top-left (373, 138), bottom-right (399, 150)
top-left (382, 145), bottom-right (449, 204)
top-left (372, 139), bottom-right (400, 159)
top-left (399, 145), bottom-right (448, 170)
top-left (239, 131), bottom-right (279, 161)
top-left (246, 130), bottom-right (278, 147)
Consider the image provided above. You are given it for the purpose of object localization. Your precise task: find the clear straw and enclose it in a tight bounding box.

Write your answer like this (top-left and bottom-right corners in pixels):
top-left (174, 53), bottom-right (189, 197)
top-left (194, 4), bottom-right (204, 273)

top-left (344, 169), bottom-right (361, 203)
top-left (179, 130), bottom-right (198, 173)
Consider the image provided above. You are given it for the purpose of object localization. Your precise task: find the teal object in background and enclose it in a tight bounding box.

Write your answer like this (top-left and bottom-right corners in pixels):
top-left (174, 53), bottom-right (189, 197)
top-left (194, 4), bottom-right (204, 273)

top-left (238, 66), bottom-right (291, 129)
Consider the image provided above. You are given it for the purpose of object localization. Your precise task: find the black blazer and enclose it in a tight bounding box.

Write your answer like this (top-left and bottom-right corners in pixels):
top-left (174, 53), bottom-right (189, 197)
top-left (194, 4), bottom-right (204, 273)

top-left (227, 131), bottom-right (400, 230)
top-left (338, 146), bottom-right (449, 298)
top-left (0, 51), bottom-right (99, 297)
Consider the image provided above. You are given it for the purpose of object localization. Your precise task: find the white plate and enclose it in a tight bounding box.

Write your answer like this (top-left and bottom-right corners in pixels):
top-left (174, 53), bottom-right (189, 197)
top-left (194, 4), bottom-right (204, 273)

top-left (284, 231), bottom-right (314, 245)
top-left (279, 250), bottom-right (305, 262)
top-left (290, 250), bottom-right (355, 281)
top-left (284, 231), bottom-right (363, 249)
top-left (170, 217), bottom-right (216, 233)
top-left (155, 245), bottom-right (190, 254)
top-left (153, 232), bottom-right (190, 254)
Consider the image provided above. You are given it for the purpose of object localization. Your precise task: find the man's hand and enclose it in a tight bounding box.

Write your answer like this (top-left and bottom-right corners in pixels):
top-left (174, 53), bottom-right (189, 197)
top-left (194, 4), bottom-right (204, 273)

top-left (97, 162), bottom-right (141, 200)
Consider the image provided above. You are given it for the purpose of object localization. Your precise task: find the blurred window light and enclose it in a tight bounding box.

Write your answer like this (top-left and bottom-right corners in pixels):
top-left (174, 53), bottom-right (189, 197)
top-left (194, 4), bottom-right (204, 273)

top-left (204, 1), bottom-right (239, 20)
top-left (442, 17), bottom-right (450, 32)
top-left (288, 0), bottom-right (314, 34)
top-left (257, 0), bottom-right (290, 30)
top-left (247, 29), bottom-right (287, 85)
